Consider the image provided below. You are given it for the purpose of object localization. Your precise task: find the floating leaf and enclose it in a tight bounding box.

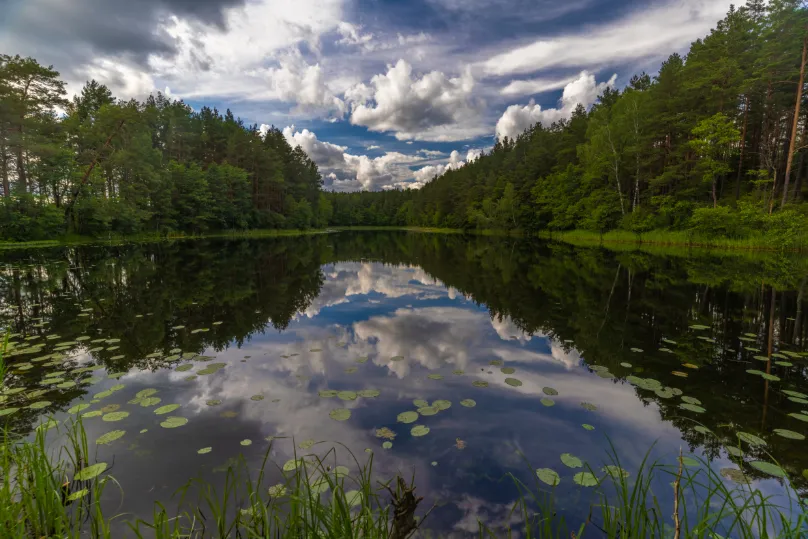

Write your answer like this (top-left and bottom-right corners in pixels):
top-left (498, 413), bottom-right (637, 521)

top-left (411, 425), bottom-right (430, 437)
top-left (82, 411), bottom-right (103, 418)
top-left (694, 426), bottom-right (712, 435)
top-left (310, 348), bottom-right (322, 353)
top-left (720, 468), bottom-right (751, 484)
top-left (726, 446), bottom-right (743, 457)
top-left (268, 484), bottom-right (287, 497)
top-left (630, 348), bottom-right (643, 353)
top-left (602, 465), bottom-right (629, 479)
top-left (318, 390), bottom-right (338, 398)
top-left (459, 399), bottom-right (476, 408)
top-left (390, 355), bottom-right (404, 362)
top-left (220, 411), bottom-right (238, 418)
top-left (500, 367), bottom-right (515, 375)
top-left (250, 395), bottom-right (264, 401)
top-left (358, 389), bottom-right (380, 398)
top-left (337, 391), bottom-right (357, 401)
top-left (489, 360), bottom-right (503, 367)
top-left (427, 374), bottom-right (444, 380)
top-left (382, 441), bottom-right (393, 449)
top-left (560, 453), bottom-right (582, 469)
top-left (472, 381), bottom-right (488, 388)
top-left (789, 413), bottom-right (808, 422)
top-left (102, 411), bottom-right (128, 422)
top-left (580, 402), bottom-right (597, 411)
top-left (504, 378), bottom-right (522, 387)
top-left (452, 370), bottom-right (464, 375)
top-left (679, 403), bottom-right (705, 414)
top-left (413, 399), bottom-right (429, 408)
top-left (737, 432), bottom-right (766, 446)
top-left (671, 371), bottom-right (688, 378)
top-left (679, 456), bottom-right (700, 467)
top-left (206, 400), bottom-right (222, 406)
top-left (329, 408), bottom-right (351, 421)
top-left (535, 468), bottom-right (560, 486)
top-left (455, 438), bottom-right (466, 449)
top-left (433, 399), bottom-right (451, 410)
top-left (655, 388), bottom-right (674, 399)
top-left (160, 416), bottom-right (188, 428)
top-left (681, 396), bottom-right (701, 405)
top-left (582, 424), bottom-right (595, 431)
top-left (689, 325), bottom-right (710, 330)
top-left (197, 447), bottom-right (212, 454)
top-left (57, 381), bottom-right (77, 389)
top-left (344, 367), bottom-right (357, 374)
top-left (773, 429), bottom-right (804, 440)
top-left (140, 397), bottom-right (161, 407)
top-left (97, 430), bottom-right (125, 445)
top-left (28, 401), bottom-right (51, 410)
top-left (417, 406), bottom-right (438, 416)
top-left (74, 462), bottom-right (107, 481)
top-left (175, 364), bottom-right (193, 372)
top-left (620, 362), bottom-right (632, 368)
top-left (100, 404), bottom-right (120, 413)
top-left (541, 398), bottom-right (555, 407)
top-left (67, 403), bottom-right (90, 414)
top-left (573, 472), bottom-right (599, 487)
top-left (0, 407), bottom-right (19, 417)
top-left (376, 427), bottom-right (396, 440)
top-left (282, 458), bottom-right (302, 472)
top-left (749, 461), bottom-right (786, 478)
top-left (154, 404), bottom-right (180, 415)
top-left (345, 490), bottom-right (363, 507)
top-left (783, 390), bottom-right (808, 398)
top-left (240, 439), bottom-right (252, 446)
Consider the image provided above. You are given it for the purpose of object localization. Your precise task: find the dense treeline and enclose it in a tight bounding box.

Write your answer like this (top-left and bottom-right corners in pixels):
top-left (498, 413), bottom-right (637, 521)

top-left (327, 0), bottom-right (808, 246)
top-left (0, 58), bottom-right (333, 240)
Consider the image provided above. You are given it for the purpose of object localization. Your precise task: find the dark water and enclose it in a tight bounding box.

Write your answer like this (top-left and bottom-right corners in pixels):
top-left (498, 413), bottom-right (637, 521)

top-left (2, 231), bottom-right (808, 535)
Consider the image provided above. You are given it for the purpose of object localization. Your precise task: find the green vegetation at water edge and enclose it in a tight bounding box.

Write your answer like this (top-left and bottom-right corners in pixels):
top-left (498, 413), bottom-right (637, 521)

top-left (1, 420), bottom-right (808, 538)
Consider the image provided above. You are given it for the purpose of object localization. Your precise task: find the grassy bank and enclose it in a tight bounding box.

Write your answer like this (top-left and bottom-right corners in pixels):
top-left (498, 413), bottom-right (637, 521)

top-left (539, 229), bottom-right (808, 252)
top-left (1, 417), bottom-right (807, 538)
top-left (0, 228), bottom-right (331, 250)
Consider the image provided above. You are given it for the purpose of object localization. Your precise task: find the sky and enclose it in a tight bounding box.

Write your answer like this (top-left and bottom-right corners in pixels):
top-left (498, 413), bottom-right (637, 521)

top-left (0, 0), bottom-right (734, 191)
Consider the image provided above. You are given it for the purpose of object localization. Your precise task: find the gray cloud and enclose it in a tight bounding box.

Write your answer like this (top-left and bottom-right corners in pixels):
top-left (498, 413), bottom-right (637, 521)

top-left (0, 0), bottom-right (245, 72)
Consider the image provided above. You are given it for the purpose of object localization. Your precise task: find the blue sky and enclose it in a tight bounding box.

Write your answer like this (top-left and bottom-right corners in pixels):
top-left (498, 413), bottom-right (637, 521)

top-left (1, 0), bottom-right (733, 191)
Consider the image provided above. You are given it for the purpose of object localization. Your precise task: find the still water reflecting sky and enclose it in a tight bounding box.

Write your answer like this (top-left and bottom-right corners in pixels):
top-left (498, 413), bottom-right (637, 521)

top-left (3, 232), bottom-right (808, 536)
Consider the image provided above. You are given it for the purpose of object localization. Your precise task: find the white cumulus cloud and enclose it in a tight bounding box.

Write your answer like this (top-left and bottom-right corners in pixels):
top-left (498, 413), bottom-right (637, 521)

top-left (347, 59), bottom-right (488, 142)
top-left (495, 71), bottom-right (616, 140)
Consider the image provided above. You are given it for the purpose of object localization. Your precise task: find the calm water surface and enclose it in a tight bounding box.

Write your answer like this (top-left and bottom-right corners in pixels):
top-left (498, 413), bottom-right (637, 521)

top-left (2, 231), bottom-right (808, 536)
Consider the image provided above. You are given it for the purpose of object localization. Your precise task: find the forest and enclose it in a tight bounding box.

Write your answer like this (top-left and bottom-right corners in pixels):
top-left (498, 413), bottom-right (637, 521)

top-left (1, 0), bottom-right (807, 244)
top-left (327, 0), bottom-right (808, 246)
top-left (0, 60), bottom-right (332, 240)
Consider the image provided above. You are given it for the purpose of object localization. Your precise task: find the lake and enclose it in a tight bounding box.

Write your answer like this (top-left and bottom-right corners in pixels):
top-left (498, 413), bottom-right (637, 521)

top-left (2, 230), bottom-right (808, 536)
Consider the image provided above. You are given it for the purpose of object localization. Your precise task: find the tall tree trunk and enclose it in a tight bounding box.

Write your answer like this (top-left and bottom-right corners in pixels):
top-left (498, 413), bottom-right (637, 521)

top-left (782, 34), bottom-right (807, 208)
top-left (735, 95), bottom-right (749, 201)
top-left (14, 123), bottom-right (26, 194)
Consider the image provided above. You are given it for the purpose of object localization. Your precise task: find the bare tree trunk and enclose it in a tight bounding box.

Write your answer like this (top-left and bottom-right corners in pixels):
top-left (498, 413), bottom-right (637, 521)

top-left (735, 95), bottom-right (749, 200)
top-left (14, 123), bottom-right (26, 194)
top-left (606, 126), bottom-right (625, 215)
top-left (782, 34), bottom-right (807, 208)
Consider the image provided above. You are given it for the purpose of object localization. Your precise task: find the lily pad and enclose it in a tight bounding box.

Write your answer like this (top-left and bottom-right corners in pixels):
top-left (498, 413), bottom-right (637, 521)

top-left (452, 370), bottom-right (465, 375)
top-left (560, 453), bottom-right (583, 469)
top-left (582, 424), bottom-right (595, 431)
top-left (154, 404), bottom-right (180, 415)
top-left (783, 390), bottom-right (808, 399)
top-left (580, 402), bottom-right (597, 411)
top-left (459, 399), bottom-right (476, 407)
top-left (720, 468), bottom-right (751, 484)
top-left (102, 411), bottom-right (129, 422)
top-left (100, 404), bottom-right (120, 413)
top-left (535, 468), bottom-right (560, 486)
top-left (390, 355), bottom-right (404, 361)
top-left (206, 400), bottom-right (222, 406)
top-left (726, 446), bottom-right (744, 457)
top-left (318, 390), bottom-right (338, 398)
top-left (140, 397), bottom-right (161, 407)
top-left (694, 426), bottom-right (712, 435)
top-left (0, 407), bottom-right (19, 417)
top-left (66, 489), bottom-right (89, 501)
top-left (160, 416), bottom-right (188, 428)
top-left (573, 472), bottom-right (599, 487)
top-left (472, 381), bottom-right (489, 388)
top-left (358, 389), bottom-right (380, 398)
top-left (541, 398), bottom-right (555, 407)
top-left (283, 458), bottom-right (302, 472)
top-left (433, 399), bottom-right (451, 410)
top-left (97, 430), bottom-right (125, 445)
top-left (175, 364), bottom-right (194, 372)
top-left (382, 441), bottom-right (393, 449)
top-left (82, 411), bottom-right (103, 418)
top-left (602, 465), bottom-right (629, 479)
top-left (773, 429), bottom-right (804, 440)
top-left (427, 374), bottom-right (444, 380)
top-left (543, 387), bottom-right (558, 396)
top-left (500, 367), bottom-right (515, 375)
top-left (411, 425), bottom-right (430, 437)
top-left (679, 403), bottom-right (706, 414)
top-left (74, 462), bottom-right (108, 481)
top-left (250, 395), bottom-right (264, 401)
top-left (413, 399), bottom-right (429, 408)
top-left (240, 439), bottom-right (252, 446)
top-left (737, 432), bottom-right (766, 446)
top-left (337, 391), bottom-right (357, 401)
top-left (504, 378), bottom-right (522, 387)
top-left (329, 408), bottom-right (351, 421)
top-left (681, 396), bottom-right (701, 405)
top-left (345, 490), bottom-right (363, 507)
top-left (198, 447), bottom-right (212, 454)
top-left (67, 403), bottom-right (90, 414)
top-left (28, 401), bottom-right (51, 410)
top-left (417, 406), bottom-right (438, 416)
top-left (620, 362), bottom-right (632, 368)
top-left (749, 461), bottom-right (786, 478)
